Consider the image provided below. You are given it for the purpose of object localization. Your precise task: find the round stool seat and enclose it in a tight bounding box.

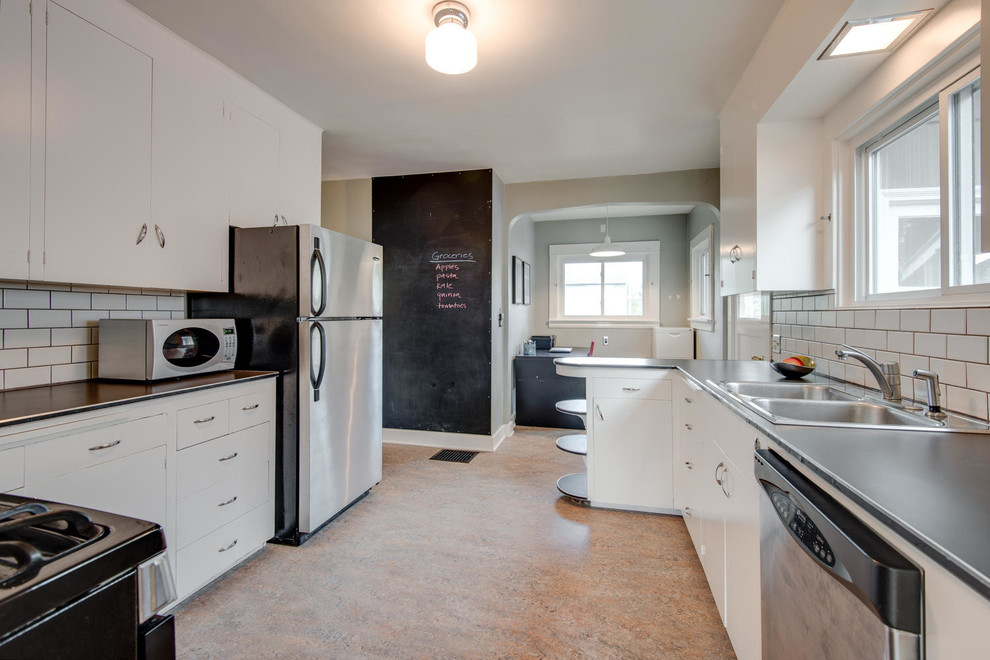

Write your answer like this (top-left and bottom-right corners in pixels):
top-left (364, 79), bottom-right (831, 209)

top-left (555, 434), bottom-right (587, 455)
top-left (556, 473), bottom-right (588, 501)
top-left (555, 399), bottom-right (587, 417)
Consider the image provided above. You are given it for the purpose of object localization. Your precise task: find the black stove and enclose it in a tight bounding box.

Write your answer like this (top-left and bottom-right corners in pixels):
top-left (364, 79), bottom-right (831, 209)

top-left (0, 493), bottom-right (173, 659)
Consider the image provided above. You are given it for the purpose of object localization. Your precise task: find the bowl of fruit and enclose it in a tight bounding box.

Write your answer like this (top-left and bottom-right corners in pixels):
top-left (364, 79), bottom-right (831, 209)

top-left (770, 355), bottom-right (816, 379)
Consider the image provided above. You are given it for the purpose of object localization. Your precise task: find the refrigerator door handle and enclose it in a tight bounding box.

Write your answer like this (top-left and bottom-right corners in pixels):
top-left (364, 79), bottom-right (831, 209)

top-left (311, 244), bottom-right (327, 317)
top-left (310, 322), bottom-right (326, 402)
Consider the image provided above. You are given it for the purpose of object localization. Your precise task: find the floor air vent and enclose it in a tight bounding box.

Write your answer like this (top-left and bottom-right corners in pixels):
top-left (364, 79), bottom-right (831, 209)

top-left (430, 449), bottom-right (479, 464)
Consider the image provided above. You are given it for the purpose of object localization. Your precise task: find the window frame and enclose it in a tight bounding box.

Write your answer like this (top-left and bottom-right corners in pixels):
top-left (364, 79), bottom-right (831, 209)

top-left (842, 59), bottom-right (987, 308)
top-left (688, 225), bottom-right (715, 331)
top-left (548, 241), bottom-right (660, 328)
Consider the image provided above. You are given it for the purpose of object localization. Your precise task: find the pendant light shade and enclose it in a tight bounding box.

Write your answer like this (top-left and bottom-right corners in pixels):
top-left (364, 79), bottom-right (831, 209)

top-left (426, 2), bottom-right (477, 75)
top-left (590, 206), bottom-right (625, 257)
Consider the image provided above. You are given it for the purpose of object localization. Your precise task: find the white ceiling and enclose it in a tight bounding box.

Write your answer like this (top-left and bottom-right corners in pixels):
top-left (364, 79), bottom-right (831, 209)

top-left (124, 0), bottom-right (785, 183)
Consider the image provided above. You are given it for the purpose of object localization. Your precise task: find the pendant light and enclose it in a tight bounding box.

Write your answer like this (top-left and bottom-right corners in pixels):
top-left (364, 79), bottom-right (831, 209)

top-left (426, 1), bottom-right (477, 75)
top-left (590, 206), bottom-right (625, 257)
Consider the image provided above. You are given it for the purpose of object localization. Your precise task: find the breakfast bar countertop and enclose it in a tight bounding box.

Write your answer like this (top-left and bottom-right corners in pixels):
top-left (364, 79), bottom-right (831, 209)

top-left (554, 356), bottom-right (990, 601)
top-left (0, 371), bottom-right (278, 430)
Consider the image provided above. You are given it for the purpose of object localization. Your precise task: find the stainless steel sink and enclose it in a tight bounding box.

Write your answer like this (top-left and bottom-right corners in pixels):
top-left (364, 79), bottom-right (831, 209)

top-left (708, 379), bottom-right (990, 433)
top-left (720, 381), bottom-right (859, 401)
top-left (747, 398), bottom-right (937, 427)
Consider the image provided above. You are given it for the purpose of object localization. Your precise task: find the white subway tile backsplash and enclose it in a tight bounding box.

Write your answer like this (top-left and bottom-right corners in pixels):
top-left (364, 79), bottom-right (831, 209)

top-left (844, 328), bottom-right (865, 347)
top-left (28, 310), bottom-right (71, 329)
top-left (968, 363), bottom-right (990, 392)
top-left (836, 310), bottom-right (855, 327)
top-left (4, 329), bottom-right (51, 349)
top-left (947, 334), bottom-right (988, 363)
top-left (900, 310), bottom-right (930, 332)
top-left (945, 386), bottom-right (989, 420)
top-left (875, 310), bottom-right (899, 330)
top-left (51, 291), bottom-right (92, 310)
top-left (0, 310), bottom-right (28, 329)
top-left (967, 309), bottom-right (990, 335)
top-left (3, 289), bottom-right (50, 309)
top-left (28, 346), bottom-right (72, 367)
top-left (914, 333), bottom-right (947, 358)
top-left (929, 358), bottom-right (967, 387)
top-left (899, 354), bottom-right (930, 375)
top-left (887, 332), bottom-right (914, 353)
top-left (853, 310), bottom-right (875, 329)
top-left (0, 281), bottom-right (185, 391)
top-left (931, 309), bottom-right (966, 334)
top-left (141, 311), bottom-right (172, 320)
top-left (820, 311), bottom-right (836, 327)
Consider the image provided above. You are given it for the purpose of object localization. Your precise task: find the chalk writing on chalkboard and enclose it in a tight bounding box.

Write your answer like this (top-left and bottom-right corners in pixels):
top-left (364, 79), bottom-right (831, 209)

top-left (433, 251), bottom-right (472, 309)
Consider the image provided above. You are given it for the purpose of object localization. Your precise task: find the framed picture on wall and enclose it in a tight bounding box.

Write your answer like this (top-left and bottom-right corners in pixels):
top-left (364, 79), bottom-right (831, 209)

top-left (522, 261), bottom-right (531, 305)
top-left (512, 257), bottom-right (525, 305)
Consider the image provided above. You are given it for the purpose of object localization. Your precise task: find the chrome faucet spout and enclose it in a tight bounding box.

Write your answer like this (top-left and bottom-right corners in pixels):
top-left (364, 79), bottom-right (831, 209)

top-left (835, 344), bottom-right (901, 402)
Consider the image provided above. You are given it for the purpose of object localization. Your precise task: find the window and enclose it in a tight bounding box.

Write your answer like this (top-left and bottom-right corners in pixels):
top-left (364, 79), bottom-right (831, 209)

top-left (853, 66), bottom-right (984, 303)
top-left (688, 226), bottom-right (714, 331)
top-left (549, 241), bottom-right (660, 327)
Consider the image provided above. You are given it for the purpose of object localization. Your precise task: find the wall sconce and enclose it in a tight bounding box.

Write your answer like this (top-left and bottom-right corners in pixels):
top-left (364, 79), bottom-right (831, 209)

top-left (426, 1), bottom-right (477, 74)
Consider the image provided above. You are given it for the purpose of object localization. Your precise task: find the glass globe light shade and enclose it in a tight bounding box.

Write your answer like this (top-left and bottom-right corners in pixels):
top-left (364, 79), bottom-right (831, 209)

top-left (426, 22), bottom-right (477, 74)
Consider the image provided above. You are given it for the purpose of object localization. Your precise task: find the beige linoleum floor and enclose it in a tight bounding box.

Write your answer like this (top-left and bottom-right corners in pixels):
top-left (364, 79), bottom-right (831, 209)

top-left (174, 427), bottom-right (735, 659)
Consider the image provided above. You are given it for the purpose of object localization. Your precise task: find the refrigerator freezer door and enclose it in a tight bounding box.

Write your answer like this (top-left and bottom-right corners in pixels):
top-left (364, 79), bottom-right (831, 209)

top-left (299, 226), bottom-right (383, 319)
top-left (298, 319), bottom-right (383, 534)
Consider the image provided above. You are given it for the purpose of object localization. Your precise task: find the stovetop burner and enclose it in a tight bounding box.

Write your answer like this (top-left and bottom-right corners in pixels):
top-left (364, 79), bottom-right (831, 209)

top-left (0, 501), bottom-right (106, 589)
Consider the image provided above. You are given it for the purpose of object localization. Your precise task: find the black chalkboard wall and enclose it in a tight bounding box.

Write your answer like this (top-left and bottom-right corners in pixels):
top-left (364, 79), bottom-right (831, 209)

top-left (372, 170), bottom-right (493, 435)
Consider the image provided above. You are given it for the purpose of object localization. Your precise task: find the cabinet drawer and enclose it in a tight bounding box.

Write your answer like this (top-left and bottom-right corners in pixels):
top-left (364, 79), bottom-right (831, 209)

top-left (595, 376), bottom-right (671, 400)
top-left (0, 446), bottom-right (25, 492)
top-left (175, 503), bottom-right (272, 599)
top-left (176, 461), bottom-right (270, 548)
top-left (24, 414), bottom-right (166, 484)
top-left (177, 400), bottom-right (230, 450)
top-left (176, 423), bottom-right (270, 497)
top-left (229, 390), bottom-right (273, 433)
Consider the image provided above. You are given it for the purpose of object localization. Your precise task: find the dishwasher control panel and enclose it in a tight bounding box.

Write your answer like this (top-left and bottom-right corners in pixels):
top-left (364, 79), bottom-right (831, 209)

top-left (770, 488), bottom-right (835, 567)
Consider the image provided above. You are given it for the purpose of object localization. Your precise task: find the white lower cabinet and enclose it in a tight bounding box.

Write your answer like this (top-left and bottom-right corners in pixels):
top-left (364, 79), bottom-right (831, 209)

top-left (0, 376), bottom-right (276, 606)
top-left (674, 374), bottom-right (761, 660)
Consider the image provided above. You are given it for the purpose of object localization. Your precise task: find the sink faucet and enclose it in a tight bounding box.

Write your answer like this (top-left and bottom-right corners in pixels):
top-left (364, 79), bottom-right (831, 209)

top-left (835, 344), bottom-right (901, 402)
top-left (913, 369), bottom-right (948, 420)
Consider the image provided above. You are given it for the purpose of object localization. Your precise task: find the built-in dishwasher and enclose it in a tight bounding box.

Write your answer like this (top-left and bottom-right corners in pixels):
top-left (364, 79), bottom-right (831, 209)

top-left (754, 449), bottom-right (924, 659)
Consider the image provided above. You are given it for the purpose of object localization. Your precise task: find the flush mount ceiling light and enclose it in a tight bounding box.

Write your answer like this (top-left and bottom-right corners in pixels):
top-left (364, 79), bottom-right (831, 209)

top-left (590, 206), bottom-right (625, 258)
top-left (426, 1), bottom-right (477, 74)
top-left (818, 9), bottom-right (932, 60)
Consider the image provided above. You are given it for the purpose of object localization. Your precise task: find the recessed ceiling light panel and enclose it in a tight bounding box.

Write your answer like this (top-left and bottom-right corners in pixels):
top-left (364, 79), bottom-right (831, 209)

top-left (818, 9), bottom-right (932, 60)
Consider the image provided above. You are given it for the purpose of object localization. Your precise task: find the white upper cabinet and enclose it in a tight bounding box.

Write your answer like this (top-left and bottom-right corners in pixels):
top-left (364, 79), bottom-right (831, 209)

top-left (0, 0), bottom-right (34, 281)
top-left (4, 0), bottom-right (322, 291)
top-left (225, 102), bottom-right (280, 228)
top-left (42, 1), bottom-right (153, 287)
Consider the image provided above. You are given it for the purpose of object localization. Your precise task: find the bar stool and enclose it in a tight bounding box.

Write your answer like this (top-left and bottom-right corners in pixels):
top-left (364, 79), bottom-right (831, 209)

top-left (554, 398), bottom-right (588, 501)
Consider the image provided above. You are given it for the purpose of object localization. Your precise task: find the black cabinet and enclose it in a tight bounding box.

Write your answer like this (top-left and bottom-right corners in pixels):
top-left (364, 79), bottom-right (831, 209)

top-left (514, 349), bottom-right (588, 429)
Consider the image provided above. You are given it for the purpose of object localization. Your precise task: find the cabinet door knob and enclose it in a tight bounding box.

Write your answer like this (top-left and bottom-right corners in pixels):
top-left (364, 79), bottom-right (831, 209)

top-left (89, 439), bottom-right (121, 452)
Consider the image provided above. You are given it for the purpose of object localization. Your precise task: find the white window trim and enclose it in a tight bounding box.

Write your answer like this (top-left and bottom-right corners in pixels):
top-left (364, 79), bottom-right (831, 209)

top-left (835, 50), bottom-right (986, 309)
top-left (688, 225), bottom-right (715, 331)
top-left (548, 241), bottom-right (660, 328)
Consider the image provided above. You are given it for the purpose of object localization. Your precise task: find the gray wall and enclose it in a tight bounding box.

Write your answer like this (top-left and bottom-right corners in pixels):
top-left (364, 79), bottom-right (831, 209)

top-left (687, 204), bottom-right (724, 359)
top-left (530, 215), bottom-right (690, 358)
top-left (506, 214), bottom-right (535, 417)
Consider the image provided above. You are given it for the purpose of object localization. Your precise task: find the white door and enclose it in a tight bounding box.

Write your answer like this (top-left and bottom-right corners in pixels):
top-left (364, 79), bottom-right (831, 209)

top-left (0, 0), bottom-right (32, 280)
top-left (699, 438), bottom-right (727, 622)
top-left (722, 453), bottom-right (762, 660)
top-left (43, 1), bottom-right (153, 286)
top-left (225, 102), bottom-right (279, 228)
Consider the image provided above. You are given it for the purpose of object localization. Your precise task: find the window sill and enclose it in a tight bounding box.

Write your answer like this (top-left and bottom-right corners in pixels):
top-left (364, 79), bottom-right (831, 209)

top-left (688, 317), bottom-right (715, 332)
top-left (548, 320), bottom-right (659, 329)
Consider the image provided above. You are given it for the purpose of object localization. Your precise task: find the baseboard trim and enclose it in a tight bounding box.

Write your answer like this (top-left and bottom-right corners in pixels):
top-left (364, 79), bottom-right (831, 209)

top-left (384, 423), bottom-right (516, 452)
top-left (492, 422), bottom-right (514, 451)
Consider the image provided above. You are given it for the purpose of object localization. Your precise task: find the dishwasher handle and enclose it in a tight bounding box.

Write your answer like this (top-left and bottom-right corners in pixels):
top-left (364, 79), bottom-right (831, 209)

top-left (754, 449), bottom-right (923, 636)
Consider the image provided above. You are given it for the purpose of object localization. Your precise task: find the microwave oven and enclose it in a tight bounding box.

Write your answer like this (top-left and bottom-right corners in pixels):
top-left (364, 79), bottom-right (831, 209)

top-left (98, 319), bottom-right (237, 381)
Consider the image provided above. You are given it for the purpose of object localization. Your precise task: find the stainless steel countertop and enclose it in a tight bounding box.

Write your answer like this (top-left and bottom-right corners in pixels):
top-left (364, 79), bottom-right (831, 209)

top-left (556, 357), bottom-right (990, 601)
top-left (0, 370), bottom-right (278, 429)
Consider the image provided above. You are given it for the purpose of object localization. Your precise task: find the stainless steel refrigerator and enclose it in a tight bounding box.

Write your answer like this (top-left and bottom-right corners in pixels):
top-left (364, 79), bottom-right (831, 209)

top-left (189, 225), bottom-right (383, 545)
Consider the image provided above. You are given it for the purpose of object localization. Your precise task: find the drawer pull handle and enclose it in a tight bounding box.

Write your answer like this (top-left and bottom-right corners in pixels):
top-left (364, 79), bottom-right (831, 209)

top-left (684, 397), bottom-right (693, 404)
top-left (218, 539), bottom-right (238, 553)
top-left (193, 416), bottom-right (216, 424)
top-left (684, 461), bottom-right (694, 470)
top-left (596, 404), bottom-right (604, 421)
top-left (683, 506), bottom-right (694, 517)
top-left (684, 423), bottom-right (693, 430)
top-left (714, 461), bottom-right (726, 486)
top-left (622, 387), bottom-right (641, 392)
top-left (218, 452), bottom-right (239, 462)
top-left (89, 439), bottom-right (121, 452)
top-left (218, 496), bottom-right (238, 507)
top-left (241, 404), bottom-right (260, 411)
